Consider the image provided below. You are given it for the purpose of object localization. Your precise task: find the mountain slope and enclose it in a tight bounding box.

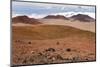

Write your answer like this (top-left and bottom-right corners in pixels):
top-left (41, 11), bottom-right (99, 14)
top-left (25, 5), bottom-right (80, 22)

top-left (12, 15), bottom-right (41, 24)
top-left (70, 14), bottom-right (95, 22)
top-left (43, 15), bottom-right (69, 20)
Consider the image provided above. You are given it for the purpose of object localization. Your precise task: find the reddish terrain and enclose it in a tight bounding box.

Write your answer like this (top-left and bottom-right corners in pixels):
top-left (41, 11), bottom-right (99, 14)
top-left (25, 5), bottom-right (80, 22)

top-left (12, 24), bottom-right (96, 65)
top-left (12, 15), bottom-right (96, 65)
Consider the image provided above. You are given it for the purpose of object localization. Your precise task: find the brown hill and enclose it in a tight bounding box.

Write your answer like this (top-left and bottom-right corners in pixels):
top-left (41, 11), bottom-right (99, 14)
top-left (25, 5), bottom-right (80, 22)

top-left (70, 14), bottom-right (95, 22)
top-left (12, 15), bottom-right (41, 24)
top-left (43, 15), bottom-right (69, 20)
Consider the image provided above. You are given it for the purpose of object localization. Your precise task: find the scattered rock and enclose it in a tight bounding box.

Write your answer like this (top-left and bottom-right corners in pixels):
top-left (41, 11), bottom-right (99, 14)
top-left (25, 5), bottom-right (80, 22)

top-left (22, 59), bottom-right (27, 64)
top-left (45, 48), bottom-right (55, 52)
top-left (56, 41), bottom-right (60, 45)
top-left (28, 42), bottom-right (31, 44)
top-left (15, 40), bottom-right (20, 42)
top-left (48, 54), bottom-right (64, 61)
top-left (56, 54), bottom-right (64, 60)
top-left (31, 51), bottom-right (35, 54)
top-left (38, 52), bottom-right (43, 56)
top-left (66, 48), bottom-right (71, 52)
top-left (50, 56), bottom-right (56, 61)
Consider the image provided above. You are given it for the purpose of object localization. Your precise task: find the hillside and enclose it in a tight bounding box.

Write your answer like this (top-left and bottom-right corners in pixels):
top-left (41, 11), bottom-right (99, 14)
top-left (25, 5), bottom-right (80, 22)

top-left (70, 14), bottom-right (95, 22)
top-left (43, 15), bottom-right (69, 20)
top-left (13, 25), bottom-right (95, 40)
top-left (12, 25), bottom-right (95, 65)
top-left (12, 15), bottom-right (41, 24)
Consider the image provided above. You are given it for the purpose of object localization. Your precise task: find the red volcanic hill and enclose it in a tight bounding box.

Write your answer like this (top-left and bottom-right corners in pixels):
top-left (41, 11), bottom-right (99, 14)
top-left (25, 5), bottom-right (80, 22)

top-left (43, 15), bottom-right (69, 20)
top-left (70, 14), bottom-right (95, 22)
top-left (12, 15), bottom-right (41, 24)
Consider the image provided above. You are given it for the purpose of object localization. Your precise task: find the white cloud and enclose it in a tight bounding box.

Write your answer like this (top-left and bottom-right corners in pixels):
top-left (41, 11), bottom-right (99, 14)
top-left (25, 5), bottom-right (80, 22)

top-left (13, 1), bottom-right (93, 11)
top-left (52, 12), bottom-right (95, 19)
top-left (12, 12), bottom-right (95, 19)
top-left (28, 14), bottom-right (47, 18)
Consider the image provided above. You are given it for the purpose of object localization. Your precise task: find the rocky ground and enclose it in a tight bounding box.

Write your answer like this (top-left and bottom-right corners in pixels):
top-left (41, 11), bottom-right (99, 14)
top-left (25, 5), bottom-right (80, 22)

top-left (12, 24), bottom-right (96, 66)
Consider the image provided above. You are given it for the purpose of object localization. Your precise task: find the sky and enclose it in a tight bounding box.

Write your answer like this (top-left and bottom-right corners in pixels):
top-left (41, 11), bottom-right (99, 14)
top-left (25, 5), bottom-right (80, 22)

top-left (12, 1), bottom-right (96, 18)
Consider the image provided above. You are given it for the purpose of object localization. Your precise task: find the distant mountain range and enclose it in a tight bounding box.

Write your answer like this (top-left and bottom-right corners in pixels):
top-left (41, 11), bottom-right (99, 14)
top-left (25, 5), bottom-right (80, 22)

top-left (12, 15), bottom-right (41, 24)
top-left (70, 14), bottom-right (95, 22)
top-left (43, 14), bottom-right (95, 22)
top-left (43, 15), bottom-right (69, 20)
top-left (12, 14), bottom-right (95, 24)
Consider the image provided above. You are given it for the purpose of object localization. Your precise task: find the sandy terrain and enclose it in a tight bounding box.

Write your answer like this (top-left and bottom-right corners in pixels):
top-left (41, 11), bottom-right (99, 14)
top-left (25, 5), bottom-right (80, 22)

top-left (12, 19), bottom-right (95, 33)
top-left (12, 23), bottom-right (35, 26)
top-left (13, 37), bottom-right (95, 65)
top-left (39, 19), bottom-right (95, 32)
top-left (12, 22), bottom-right (96, 65)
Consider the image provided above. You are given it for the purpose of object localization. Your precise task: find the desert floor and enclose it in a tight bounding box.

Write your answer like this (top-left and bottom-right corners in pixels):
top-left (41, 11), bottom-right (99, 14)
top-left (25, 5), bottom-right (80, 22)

top-left (12, 19), bottom-right (96, 65)
top-left (39, 19), bottom-right (95, 32)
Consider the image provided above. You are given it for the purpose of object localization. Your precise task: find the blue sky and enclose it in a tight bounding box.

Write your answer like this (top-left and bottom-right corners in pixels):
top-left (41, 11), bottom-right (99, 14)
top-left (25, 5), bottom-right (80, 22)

top-left (12, 1), bottom-right (95, 18)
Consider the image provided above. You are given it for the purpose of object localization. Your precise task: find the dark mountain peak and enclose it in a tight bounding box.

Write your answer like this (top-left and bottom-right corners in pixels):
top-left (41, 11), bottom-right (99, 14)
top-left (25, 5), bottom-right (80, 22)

top-left (15, 15), bottom-right (29, 18)
top-left (43, 15), bottom-right (69, 20)
top-left (70, 14), bottom-right (95, 22)
top-left (12, 15), bottom-right (41, 24)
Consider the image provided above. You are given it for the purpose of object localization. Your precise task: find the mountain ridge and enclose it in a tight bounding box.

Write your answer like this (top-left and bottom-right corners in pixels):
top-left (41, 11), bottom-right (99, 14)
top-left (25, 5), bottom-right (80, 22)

top-left (12, 15), bottom-right (41, 24)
